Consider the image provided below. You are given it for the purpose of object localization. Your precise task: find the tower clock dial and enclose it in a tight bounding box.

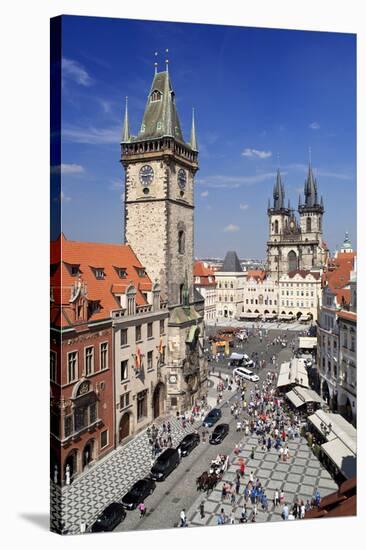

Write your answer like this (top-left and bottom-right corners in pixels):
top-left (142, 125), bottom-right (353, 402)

top-left (139, 164), bottom-right (154, 186)
top-left (178, 168), bottom-right (187, 189)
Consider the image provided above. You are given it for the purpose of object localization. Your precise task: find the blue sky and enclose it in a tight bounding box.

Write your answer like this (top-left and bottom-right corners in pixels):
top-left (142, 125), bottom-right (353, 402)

top-left (56, 15), bottom-right (356, 259)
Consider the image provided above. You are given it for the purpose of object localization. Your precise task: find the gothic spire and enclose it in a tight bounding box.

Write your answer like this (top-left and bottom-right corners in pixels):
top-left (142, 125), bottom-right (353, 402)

top-left (273, 169), bottom-right (285, 210)
top-left (304, 162), bottom-right (317, 207)
top-left (121, 96), bottom-right (130, 142)
top-left (137, 66), bottom-right (184, 142)
top-left (190, 108), bottom-right (198, 151)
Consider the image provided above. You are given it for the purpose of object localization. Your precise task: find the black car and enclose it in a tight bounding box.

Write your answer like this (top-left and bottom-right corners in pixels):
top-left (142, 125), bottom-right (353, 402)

top-left (121, 477), bottom-right (156, 510)
top-left (202, 408), bottom-right (222, 427)
top-left (91, 503), bottom-right (126, 532)
top-left (177, 433), bottom-right (200, 457)
top-left (150, 448), bottom-right (180, 481)
top-left (209, 423), bottom-right (229, 445)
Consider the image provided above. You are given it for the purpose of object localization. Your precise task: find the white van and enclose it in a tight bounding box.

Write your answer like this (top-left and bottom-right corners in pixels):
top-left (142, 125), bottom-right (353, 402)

top-left (233, 366), bottom-right (259, 382)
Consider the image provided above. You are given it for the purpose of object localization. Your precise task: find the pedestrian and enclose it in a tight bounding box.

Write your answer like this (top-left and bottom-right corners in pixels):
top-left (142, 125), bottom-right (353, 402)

top-left (180, 509), bottom-right (187, 527)
top-left (250, 447), bottom-right (255, 460)
top-left (273, 489), bottom-right (279, 507)
top-left (235, 478), bottom-right (241, 495)
top-left (281, 503), bottom-right (289, 520)
top-left (137, 502), bottom-right (146, 517)
top-left (199, 501), bottom-right (205, 519)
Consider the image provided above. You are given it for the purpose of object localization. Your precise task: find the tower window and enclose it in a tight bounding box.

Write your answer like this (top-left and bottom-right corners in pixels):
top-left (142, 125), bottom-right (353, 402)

top-left (150, 90), bottom-right (162, 102)
top-left (178, 230), bottom-right (185, 254)
top-left (306, 217), bottom-right (312, 232)
top-left (179, 284), bottom-right (184, 304)
top-left (288, 251), bottom-right (297, 272)
top-left (274, 220), bottom-right (279, 234)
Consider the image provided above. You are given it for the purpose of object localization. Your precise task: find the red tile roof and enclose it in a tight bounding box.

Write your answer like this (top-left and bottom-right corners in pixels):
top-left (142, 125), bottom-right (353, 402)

top-left (50, 234), bottom-right (152, 327)
top-left (287, 269), bottom-right (321, 280)
top-left (194, 261), bottom-right (216, 286)
top-left (337, 309), bottom-right (357, 322)
top-left (324, 253), bottom-right (356, 306)
top-left (246, 270), bottom-right (266, 281)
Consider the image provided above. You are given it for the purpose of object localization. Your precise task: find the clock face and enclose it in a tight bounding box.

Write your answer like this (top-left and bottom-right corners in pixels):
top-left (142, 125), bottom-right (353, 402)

top-left (178, 168), bottom-right (187, 189)
top-left (290, 220), bottom-right (295, 230)
top-left (139, 165), bottom-right (154, 186)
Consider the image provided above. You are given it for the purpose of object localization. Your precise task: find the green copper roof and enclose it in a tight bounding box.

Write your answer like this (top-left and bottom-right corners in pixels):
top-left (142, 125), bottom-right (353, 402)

top-left (136, 70), bottom-right (184, 142)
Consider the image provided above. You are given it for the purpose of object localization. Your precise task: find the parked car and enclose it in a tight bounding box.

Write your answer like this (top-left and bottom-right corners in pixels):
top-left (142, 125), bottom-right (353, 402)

top-left (202, 408), bottom-right (222, 427)
top-left (177, 433), bottom-right (200, 457)
top-left (91, 503), bottom-right (126, 532)
top-left (150, 448), bottom-right (180, 481)
top-left (121, 477), bottom-right (156, 510)
top-left (233, 366), bottom-right (259, 383)
top-left (209, 423), bottom-right (229, 445)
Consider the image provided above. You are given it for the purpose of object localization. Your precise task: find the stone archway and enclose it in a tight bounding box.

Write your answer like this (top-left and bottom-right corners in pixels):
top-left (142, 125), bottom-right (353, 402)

top-left (153, 382), bottom-right (165, 419)
top-left (82, 439), bottom-right (95, 470)
top-left (119, 412), bottom-right (131, 443)
top-left (64, 449), bottom-right (79, 484)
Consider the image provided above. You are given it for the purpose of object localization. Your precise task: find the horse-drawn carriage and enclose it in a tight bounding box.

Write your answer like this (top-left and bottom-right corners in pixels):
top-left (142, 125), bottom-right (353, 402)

top-left (196, 454), bottom-right (228, 493)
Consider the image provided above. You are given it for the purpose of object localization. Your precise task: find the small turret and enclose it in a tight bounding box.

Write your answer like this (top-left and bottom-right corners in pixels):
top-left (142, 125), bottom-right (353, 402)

top-left (121, 96), bottom-right (130, 143)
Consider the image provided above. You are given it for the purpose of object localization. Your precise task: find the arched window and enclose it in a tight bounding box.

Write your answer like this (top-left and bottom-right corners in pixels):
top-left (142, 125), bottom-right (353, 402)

top-left (150, 90), bottom-right (162, 102)
top-left (274, 220), bottom-right (279, 234)
top-left (179, 284), bottom-right (184, 304)
top-left (178, 230), bottom-right (185, 254)
top-left (306, 217), bottom-right (311, 232)
top-left (288, 251), bottom-right (297, 272)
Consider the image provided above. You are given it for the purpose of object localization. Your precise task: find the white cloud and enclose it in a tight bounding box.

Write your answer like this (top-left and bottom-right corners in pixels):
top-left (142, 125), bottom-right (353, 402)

top-left (239, 203), bottom-right (249, 210)
top-left (63, 124), bottom-right (121, 144)
top-left (309, 121), bottom-right (320, 130)
top-left (224, 224), bottom-right (240, 233)
top-left (109, 179), bottom-right (122, 191)
top-left (197, 172), bottom-right (276, 189)
top-left (200, 190), bottom-right (209, 197)
top-left (62, 58), bottom-right (93, 86)
top-left (51, 163), bottom-right (85, 175)
top-left (242, 148), bottom-right (272, 159)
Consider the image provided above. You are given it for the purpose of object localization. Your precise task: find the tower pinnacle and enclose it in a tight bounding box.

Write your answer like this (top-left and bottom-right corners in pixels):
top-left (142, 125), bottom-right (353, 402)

top-left (190, 108), bottom-right (198, 151)
top-left (121, 96), bottom-right (130, 142)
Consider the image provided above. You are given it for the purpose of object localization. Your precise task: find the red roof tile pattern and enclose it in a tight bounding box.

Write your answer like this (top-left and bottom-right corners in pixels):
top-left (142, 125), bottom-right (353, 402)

top-left (246, 270), bottom-right (266, 281)
top-left (287, 269), bottom-right (321, 280)
top-left (194, 261), bottom-right (216, 286)
top-left (50, 234), bottom-right (152, 328)
top-left (323, 252), bottom-right (356, 306)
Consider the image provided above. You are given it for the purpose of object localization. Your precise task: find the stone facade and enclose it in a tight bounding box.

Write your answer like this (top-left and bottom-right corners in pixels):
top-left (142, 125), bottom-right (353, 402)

top-left (121, 68), bottom-right (207, 414)
top-left (241, 273), bottom-right (279, 317)
top-left (113, 296), bottom-right (169, 447)
top-left (278, 270), bottom-right (322, 321)
top-left (215, 271), bottom-right (245, 320)
top-left (267, 167), bottom-right (327, 278)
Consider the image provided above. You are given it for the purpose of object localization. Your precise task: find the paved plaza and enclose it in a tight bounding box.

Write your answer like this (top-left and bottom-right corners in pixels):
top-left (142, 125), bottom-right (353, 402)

top-left (186, 432), bottom-right (338, 527)
top-left (50, 414), bottom-right (203, 535)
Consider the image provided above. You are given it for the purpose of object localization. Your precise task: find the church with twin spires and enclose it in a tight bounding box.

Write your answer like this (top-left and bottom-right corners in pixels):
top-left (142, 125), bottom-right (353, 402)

top-left (266, 164), bottom-right (328, 279)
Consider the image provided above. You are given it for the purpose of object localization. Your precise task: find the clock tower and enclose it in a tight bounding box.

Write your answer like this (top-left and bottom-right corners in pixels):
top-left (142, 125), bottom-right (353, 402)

top-left (121, 65), bottom-right (198, 307)
top-left (120, 60), bottom-right (207, 414)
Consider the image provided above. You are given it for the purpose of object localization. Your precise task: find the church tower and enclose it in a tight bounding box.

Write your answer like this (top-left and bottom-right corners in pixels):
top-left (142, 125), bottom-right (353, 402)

top-left (121, 62), bottom-right (198, 307)
top-left (298, 162), bottom-right (325, 269)
top-left (266, 169), bottom-right (292, 278)
top-left (120, 57), bottom-right (207, 415)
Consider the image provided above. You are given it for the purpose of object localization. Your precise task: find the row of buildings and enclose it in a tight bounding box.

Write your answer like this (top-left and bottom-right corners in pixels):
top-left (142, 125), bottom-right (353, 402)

top-left (50, 63), bottom-right (209, 486)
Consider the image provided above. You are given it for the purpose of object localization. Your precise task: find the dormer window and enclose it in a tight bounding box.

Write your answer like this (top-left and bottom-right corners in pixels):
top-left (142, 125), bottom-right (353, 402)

top-left (92, 267), bottom-right (105, 280)
top-left (150, 90), bottom-right (162, 102)
top-left (136, 267), bottom-right (146, 277)
top-left (115, 267), bottom-right (127, 279)
top-left (157, 122), bottom-right (162, 130)
top-left (71, 265), bottom-right (79, 276)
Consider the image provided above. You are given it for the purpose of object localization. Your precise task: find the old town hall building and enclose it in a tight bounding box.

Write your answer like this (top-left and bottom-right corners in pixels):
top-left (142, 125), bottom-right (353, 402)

top-left (120, 61), bottom-right (207, 414)
top-left (267, 165), bottom-right (328, 278)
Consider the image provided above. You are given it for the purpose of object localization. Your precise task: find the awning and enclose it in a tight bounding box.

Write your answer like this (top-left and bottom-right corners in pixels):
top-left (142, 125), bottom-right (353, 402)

top-left (299, 337), bottom-right (317, 349)
top-left (263, 313), bottom-right (277, 319)
top-left (286, 390), bottom-right (305, 408)
top-left (278, 314), bottom-right (295, 320)
top-left (321, 439), bottom-right (356, 480)
top-left (241, 312), bottom-right (260, 318)
top-left (299, 315), bottom-right (310, 321)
